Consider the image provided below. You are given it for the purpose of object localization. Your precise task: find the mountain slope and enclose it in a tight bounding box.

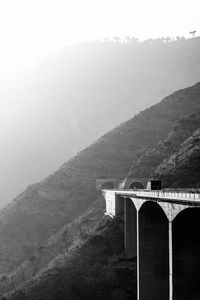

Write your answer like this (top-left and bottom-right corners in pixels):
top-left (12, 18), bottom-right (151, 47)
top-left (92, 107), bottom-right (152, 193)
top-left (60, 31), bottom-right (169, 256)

top-left (5, 217), bottom-right (136, 300)
top-left (2, 37), bottom-right (200, 206)
top-left (0, 82), bottom-right (200, 275)
top-left (4, 101), bottom-right (200, 300)
top-left (156, 128), bottom-right (200, 187)
top-left (133, 110), bottom-right (200, 178)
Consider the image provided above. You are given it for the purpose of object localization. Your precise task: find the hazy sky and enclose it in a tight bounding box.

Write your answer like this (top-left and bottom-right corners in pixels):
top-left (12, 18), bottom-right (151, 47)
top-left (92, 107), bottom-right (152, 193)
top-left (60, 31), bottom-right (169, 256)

top-left (0, 0), bottom-right (199, 207)
top-left (0, 0), bottom-right (199, 79)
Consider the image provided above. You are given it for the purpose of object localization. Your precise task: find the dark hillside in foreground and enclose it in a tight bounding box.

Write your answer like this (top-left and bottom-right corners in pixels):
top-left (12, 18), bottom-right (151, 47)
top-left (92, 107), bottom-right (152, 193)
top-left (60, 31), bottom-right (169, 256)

top-left (0, 82), bottom-right (200, 276)
top-left (6, 218), bottom-right (137, 300)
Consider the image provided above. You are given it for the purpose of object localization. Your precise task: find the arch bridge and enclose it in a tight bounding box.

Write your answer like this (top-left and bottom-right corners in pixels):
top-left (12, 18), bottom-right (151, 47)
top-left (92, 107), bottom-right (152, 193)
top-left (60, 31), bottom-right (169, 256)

top-left (102, 187), bottom-right (200, 300)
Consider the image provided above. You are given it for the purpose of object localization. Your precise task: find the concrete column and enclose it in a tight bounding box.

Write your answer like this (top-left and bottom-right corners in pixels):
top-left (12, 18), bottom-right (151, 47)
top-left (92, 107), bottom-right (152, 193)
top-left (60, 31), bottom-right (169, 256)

top-left (116, 195), bottom-right (124, 217)
top-left (137, 209), bottom-right (139, 300)
top-left (124, 198), bottom-right (137, 259)
top-left (169, 221), bottom-right (173, 300)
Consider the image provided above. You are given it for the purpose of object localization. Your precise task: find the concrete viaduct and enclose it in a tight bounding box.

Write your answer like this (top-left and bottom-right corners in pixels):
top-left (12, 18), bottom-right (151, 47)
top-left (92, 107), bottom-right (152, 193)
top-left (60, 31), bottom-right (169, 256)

top-left (102, 183), bottom-right (200, 300)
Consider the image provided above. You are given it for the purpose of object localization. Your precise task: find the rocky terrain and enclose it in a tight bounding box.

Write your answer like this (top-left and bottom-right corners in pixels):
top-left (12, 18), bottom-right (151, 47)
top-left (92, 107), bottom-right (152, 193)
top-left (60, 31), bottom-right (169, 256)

top-left (134, 110), bottom-right (200, 179)
top-left (156, 127), bottom-right (200, 187)
top-left (0, 82), bottom-right (200, 299)
top-left (3, 217), bottom-right (137, 300)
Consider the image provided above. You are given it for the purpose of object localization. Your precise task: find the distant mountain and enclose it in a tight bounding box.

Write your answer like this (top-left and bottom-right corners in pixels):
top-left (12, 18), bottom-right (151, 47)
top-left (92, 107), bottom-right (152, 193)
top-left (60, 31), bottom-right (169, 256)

top-left (2, 82), bottom-right (200, 300)
top-left (1, 37), bottom-right (200, 206)
top-left (0, 82), bottom-right (200, 282)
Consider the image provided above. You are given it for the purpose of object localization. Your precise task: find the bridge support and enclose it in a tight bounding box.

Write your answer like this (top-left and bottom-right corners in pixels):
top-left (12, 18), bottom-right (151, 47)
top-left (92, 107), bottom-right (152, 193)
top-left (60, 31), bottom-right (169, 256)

top-left (103, 190), bottom-right (200, 300)
top-left (137, 210), bottom-right (139, 300)
top-left (124, 198), bottom-right (137, 259)
top-left (169, 221), bottom-right (173, 300)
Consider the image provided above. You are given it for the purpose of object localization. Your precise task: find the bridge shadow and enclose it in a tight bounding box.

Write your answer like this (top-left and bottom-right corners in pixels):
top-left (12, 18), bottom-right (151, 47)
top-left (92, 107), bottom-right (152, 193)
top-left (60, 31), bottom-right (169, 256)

top-left (139, 201), bottom-right (169, 300)
top-left (173, 208), bottom-right (200, 300)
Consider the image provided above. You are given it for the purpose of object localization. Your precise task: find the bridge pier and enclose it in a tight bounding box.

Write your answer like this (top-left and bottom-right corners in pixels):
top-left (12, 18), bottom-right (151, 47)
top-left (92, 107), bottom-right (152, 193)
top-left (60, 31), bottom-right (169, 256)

top-left (169, 221), bottom-right (173, 300)
top-left (137, 209), bottom-right (139, 300)
top-left (102, 189), bottom-right (200, 300)
top-left (124, 198), bottom-right (137, 259)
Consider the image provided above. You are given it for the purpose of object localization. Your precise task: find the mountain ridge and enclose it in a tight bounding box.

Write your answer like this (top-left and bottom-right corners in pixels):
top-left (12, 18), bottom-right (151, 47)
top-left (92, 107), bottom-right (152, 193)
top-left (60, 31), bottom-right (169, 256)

top-left (0, 82), bottom-right (200, 276)
top-left (2, 37), bottom-right (200, 206)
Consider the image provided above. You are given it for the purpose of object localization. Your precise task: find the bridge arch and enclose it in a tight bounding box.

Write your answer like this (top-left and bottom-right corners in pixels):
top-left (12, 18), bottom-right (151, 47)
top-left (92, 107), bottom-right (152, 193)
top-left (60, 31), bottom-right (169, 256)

top-left (129, 181), bottom-right (145, 189)
top-left (101, 181), bottom-right (115, 190)
top-left (173, 208), bottom-right (200, 299)
top-left (139, 201), bottom-right (169, 299)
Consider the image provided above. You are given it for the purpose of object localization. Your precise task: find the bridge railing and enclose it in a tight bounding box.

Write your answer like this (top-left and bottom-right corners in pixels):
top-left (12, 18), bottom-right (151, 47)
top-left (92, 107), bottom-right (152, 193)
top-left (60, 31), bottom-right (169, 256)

top-left (135, 190), bottom-right (200, 201)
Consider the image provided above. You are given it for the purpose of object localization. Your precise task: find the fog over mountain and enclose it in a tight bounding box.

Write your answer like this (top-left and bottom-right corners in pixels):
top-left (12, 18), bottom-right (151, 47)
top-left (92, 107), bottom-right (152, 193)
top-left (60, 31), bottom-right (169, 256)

top-left (1, 37), bottom-right (200, 206)
top-left (1, 82), bottom-right (200, 299)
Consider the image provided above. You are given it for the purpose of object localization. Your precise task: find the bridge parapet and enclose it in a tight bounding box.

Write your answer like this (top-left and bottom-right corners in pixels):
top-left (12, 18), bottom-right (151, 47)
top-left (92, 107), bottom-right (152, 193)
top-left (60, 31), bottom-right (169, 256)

top-left (135, 190), bottom-right (200, 202)
top-left (102, 189), bottom-right (200, 220)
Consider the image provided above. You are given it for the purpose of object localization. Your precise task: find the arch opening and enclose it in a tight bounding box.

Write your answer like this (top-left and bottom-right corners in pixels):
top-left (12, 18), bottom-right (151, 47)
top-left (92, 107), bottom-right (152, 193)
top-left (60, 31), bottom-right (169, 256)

top-left (101, 182), bottom-right (115, 190)
top-left (139, 201), bottom-right (169, 299)
top-left (129, 181), bottom-right (144, 189)
top-left (173, 208), bottom-right (200, 300)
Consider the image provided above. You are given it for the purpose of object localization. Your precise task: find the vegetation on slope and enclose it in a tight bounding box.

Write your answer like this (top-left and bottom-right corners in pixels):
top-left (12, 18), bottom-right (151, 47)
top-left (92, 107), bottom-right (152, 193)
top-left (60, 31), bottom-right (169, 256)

top-left (0, 199), bottom-right (104, 297)
top-left (0, 82), bottom-right (200, 276)
top-left (156, 128), bottom-right (200, 187)
top-left (4, 217), bottom-right (137, 300)
top-left (134, 110), bottom-right (200, 178)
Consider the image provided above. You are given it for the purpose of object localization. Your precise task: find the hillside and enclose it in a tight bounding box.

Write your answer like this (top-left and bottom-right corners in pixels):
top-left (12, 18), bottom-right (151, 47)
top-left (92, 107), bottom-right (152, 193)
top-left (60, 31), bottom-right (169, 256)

top-left (133, 110), bottom-right (200, 178)
top-left (2, 37), bottom-right (200, 206)
top-left (3, 217), bottom-right (137, 300)
top-left (0, 82), bottom-right (200, 279)
top-left (3, 112), bottom-right (200, 300)
top-left (156, 128), bottom-right (200, 187)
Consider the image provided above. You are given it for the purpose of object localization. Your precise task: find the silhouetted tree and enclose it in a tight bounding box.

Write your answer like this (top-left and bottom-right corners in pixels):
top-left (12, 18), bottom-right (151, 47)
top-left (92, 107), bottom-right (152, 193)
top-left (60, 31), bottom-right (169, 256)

top-left (130, 36), bottom-right (139, 44)
top-left (190, 30), bottom-right (197, 37)
top-left (124, 36), bottom-right (131, 43)
top-left (113, 36), bottom-right (121, 43)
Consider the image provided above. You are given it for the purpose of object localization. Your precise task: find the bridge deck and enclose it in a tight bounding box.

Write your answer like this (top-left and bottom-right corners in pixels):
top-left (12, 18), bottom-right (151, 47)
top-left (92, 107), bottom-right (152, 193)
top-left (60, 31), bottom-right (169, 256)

top-left (103, 189), bottom-right (200, 205)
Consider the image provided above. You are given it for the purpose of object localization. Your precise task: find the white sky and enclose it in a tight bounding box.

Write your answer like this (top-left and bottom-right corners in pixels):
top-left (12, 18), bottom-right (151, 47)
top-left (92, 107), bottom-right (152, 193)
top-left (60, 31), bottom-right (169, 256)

top-left (0, 0), bottom-right (199, 206)
top-left (0, 0), bottom-right (199, 131)
top-left (0, 0), bottom-right (199, 79)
